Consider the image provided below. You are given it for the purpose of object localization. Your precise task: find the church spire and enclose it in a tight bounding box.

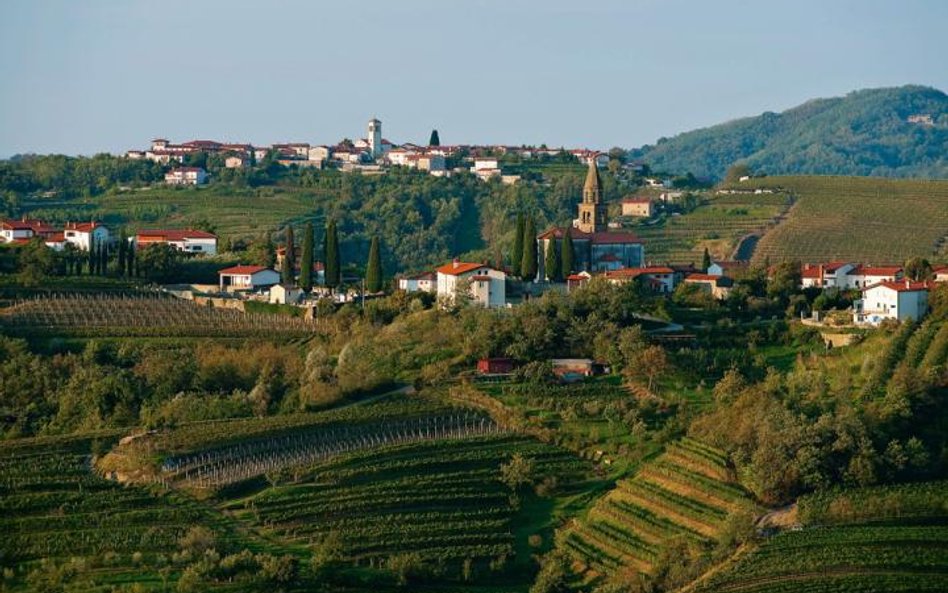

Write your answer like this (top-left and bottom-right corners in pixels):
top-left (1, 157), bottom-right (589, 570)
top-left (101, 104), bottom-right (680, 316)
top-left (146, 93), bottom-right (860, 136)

top-left (582, 157), bottom-right (603, 203)
top-left (576, 155), bottom-right (608, 233)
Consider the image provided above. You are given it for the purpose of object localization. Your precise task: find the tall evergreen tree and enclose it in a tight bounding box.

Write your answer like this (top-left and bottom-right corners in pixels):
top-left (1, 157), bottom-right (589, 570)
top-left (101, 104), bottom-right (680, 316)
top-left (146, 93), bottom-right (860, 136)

top-left (99, 243), bottom-right (109, 276)
top-left (544, 239), bottom-right (562, 282)
top-left (126, 240), bottom-right (136, 277)
top-left (87, 239), bottom-right (96, 275)
top-left (324, 220), bottom-right (341, 289)
top-left (511, 213), bottom-right (525, 277)
top-left (521, 217), bottom-right (537, 281)
top-left (428, 129), bottom-right (440, 147)
top-left (281, 225), bottom-right (295, 285)
top-left (299, 222), bottom-right (314, 291)
top-left (702, 247), bottom-right (711, 272)
top-left (561, 229), bottom-right (575, 277)
top-left (117, 229), bottom-right (127, 277)
top-left (365, 236), bottom-right (382, 293)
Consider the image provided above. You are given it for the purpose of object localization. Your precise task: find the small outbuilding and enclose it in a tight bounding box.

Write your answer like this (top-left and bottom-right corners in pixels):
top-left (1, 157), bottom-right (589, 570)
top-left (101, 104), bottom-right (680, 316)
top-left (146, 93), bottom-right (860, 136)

top-left (269, 284), bottom-right (303, 304)
top-left (477, 358), bottom-right (516, 375)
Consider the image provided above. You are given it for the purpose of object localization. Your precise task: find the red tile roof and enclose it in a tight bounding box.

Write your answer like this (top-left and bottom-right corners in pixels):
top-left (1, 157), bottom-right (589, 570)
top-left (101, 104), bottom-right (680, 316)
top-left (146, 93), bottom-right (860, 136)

top-left (436, 261), bottom-right (487, 276)
top-left (685, 273), bottom-right (721, 282)
top-left (621, 197), bottom-right (652, 204)
top-left (64, 221), bottom-right (101, 232)
top-left (604, 266), bottom-right (675, 279)
top-left (850, 265), bottom-right (902, 276)
top-left (1, 219), bottom-right (34, 230)
top-left (219, 265), bottom-right (269, 275)
top-left (864, 280), bottom-right (933, 293)
top-left (137, 229), bottom-right (217, 241)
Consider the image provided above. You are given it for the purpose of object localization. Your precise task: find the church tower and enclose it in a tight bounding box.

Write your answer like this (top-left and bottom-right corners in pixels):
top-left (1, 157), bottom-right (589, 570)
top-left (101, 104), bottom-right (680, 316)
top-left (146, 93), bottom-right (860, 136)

top-left (576, 157), bottom-right (607, 233)
top-left (368, 118), bottom-right (382, 159)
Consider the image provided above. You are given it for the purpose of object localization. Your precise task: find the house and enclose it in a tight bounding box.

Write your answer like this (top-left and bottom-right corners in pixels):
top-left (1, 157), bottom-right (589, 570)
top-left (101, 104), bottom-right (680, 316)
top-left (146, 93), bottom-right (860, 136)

top-left (406, 153), bottom-right (446, 174)
top-left (471, 157), bottom-right (501, 181)
top-left (843, 265), bottom-right (903, 289)
top-left (136, 229), bottom-right (218, 256)
top-left (707, 261), bottom-right (748, 278)
top-left (934, 266), bottom-right (948, 283)
top-left (63, 221), bottom-right (109, 251)
top-left (854, 280), bottom-right (931, 325)
top-left (602, 266), bottom-right (676, 293)
top-left (683, 273), bottom-right (734, 299)
top-left (398, 271), bottom-right (437, 293)
top-left (165, 167), bottom-right (208, 185)
top-left (566, 271), bottom-right (592, 293)
top-left (269, 284), bottom-right (303, 305)
top-left (225, 155), bottom-right (249, 169)
top-left (218, 265), bottom-right (281, 292)
top-left (550, 358), bottom-right (606, 381)
top-left (621, 197), bottom-right (655, 217)
top-left (477, 358), bottom-right (515, 375)
top-left (1, 219), bottom-right (37, 243)
top-left (798, 262), bottom-right (903, 290)
top-left (800, 262), bottom-right (856, 289)
top-left (435, 260), bottom-right (506, 308)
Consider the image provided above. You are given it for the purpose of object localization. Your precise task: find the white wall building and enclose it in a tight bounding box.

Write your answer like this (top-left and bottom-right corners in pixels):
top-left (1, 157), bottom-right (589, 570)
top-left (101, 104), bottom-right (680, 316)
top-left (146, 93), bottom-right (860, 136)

top-left (269, 284), bottom-right (303, 304)
top-left (165, 167), bottom-right (208, 185)
top-left (0, 219), bottom-right (35, 243)
top-left (854, 280), bottom-right (931, 325)
top-left (218, 265), bottom-right (281, 292)
top-left (398, 272), bottom-right (437, 293)
top-left (63, 222), bottom-right (109, 251)
top-left (435, 260), bottom-right (506, 308)
top-left (136, 229), bottom-right (218, 256)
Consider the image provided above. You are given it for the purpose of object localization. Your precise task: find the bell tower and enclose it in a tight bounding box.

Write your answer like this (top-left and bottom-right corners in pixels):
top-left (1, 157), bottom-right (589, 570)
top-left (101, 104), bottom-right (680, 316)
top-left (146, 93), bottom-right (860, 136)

top-left (577, 157), bottom-right (607, 233)
top-left (368, 118), bottom-right (382, 159)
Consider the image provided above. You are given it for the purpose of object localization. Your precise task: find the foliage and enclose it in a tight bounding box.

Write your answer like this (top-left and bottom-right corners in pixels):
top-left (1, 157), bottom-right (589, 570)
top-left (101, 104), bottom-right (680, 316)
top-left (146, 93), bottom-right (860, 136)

top-left (299, 221), bottom-right (314, 291)
top-left (366, 236), bottom-right (383, 292)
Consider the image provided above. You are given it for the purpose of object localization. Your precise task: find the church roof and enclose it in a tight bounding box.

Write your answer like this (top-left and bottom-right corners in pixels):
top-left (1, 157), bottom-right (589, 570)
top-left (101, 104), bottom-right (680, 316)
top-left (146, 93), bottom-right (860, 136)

top-left (583, 158), bottom-right (603, 194)
top-left (537, 226), bottom-right (641, 245)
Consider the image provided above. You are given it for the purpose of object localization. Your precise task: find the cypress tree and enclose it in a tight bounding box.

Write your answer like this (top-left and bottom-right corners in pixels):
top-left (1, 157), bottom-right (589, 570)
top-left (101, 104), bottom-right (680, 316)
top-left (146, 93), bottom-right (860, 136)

top-left (126, 240), bottom-right (135, 277)
top-left (281, 225), bottom-right (295, 285)
top-left (99, 243), bottom-right (108, 276)
top-left (365, 236), bottom-right (382, 292)
top-left (428, 129), bottom-right (440, 147)
top-left (299, 222), bottom-right (314, 291)
top-left (324, 220), bottom-right (341, 289)
top-left (511, 213), bottom-right (524, 277)
top-left (87, 239), bottom-right (96, 275)
top-left (702, 247), bottom-right (711, 273)
top-left (521, 217), bottom-right (537, 281)
top-left (117, 229), bottom-right (127, 277)
top-left (561, 228), bottom-right (575, 277)
top-left (544, 239), bottom-right (562, 282)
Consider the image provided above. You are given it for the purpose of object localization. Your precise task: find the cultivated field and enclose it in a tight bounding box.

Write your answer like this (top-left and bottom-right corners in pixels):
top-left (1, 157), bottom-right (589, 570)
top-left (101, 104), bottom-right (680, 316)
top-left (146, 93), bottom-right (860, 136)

top-left (740, 176), bottom-right (948, 264)
top-left (629, 193), bottom-right (790, 264)
top-left (562, 437), bottom-right (757, 577)
top-left (0, 292), bottom-right (317, 337)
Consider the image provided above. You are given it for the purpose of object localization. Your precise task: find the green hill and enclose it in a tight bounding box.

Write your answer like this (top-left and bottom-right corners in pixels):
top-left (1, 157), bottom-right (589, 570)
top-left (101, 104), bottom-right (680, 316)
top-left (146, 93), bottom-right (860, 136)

top-left (631, 85), bottom-right (948, 180)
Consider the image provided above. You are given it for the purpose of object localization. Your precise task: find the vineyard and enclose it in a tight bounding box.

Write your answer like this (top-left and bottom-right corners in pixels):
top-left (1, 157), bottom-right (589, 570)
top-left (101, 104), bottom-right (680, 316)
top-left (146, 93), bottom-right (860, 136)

top-left (629, 193), bottom-right (791, 264)
top-left (736, 176), bottom-right (948, 264)
top-left (222, 434), bottom-right (591, 576)
top-left (0, 292), bottom-right (317, 337)
top-left (561, 437), bottom-right (757, 577)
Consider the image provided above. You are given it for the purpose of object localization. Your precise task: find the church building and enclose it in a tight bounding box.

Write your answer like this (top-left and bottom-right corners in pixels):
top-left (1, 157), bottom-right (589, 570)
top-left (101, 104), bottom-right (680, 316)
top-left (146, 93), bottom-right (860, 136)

top-left (537, 159), bottom-right (644, 280)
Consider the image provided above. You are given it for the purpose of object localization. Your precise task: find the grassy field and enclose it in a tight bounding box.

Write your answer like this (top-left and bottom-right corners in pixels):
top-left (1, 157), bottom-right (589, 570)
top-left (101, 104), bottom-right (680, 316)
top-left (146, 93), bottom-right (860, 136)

top-left (562, 437), bottom-right (758, 578)
top-left (734, 176), bottom-right (948, 264)
top-left (627, 193), bottom-right (790, 264)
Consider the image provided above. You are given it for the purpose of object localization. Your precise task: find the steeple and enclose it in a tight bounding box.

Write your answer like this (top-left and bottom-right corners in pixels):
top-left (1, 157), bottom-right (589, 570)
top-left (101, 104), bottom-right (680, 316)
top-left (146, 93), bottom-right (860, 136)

top-left (576, 156), bottom-right (608, 233)
top-left (583, 158), bottom-right (603, 203)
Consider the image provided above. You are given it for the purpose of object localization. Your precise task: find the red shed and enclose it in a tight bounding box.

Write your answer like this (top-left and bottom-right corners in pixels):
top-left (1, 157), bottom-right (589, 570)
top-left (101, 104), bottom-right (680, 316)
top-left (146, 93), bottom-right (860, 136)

top-left (477, 358), bottom-right (515, 374)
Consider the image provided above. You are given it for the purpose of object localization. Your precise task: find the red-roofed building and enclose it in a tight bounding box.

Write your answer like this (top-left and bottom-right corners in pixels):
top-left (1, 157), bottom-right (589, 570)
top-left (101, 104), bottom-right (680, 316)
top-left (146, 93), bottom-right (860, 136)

top-left (1, 218), bottom-right (39, 243)
top-left (855, 280), bottom-right (932, 325)
top-left (934, 266), bottom-right (948, 283)
top-left (566, 271), bottom-right (592, 293)
top-left (621, 197), bottom-right (655, 217)
top-left (435, 259), bottom-right (506, 308)
top-left (63, 221), bottom-right (109, 251)
top-left (136, 229), bottom-right (218, 255)
top-left (602, 266), bottom-right (677, 293)
top-left (684, 273), bottom-right (734, 299)
top-left (218, 265), bottom-right (281, 292)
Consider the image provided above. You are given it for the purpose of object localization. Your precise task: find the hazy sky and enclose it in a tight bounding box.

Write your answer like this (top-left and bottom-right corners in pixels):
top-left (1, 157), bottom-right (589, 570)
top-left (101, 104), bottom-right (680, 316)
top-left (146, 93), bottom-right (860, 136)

top-left (1, 0), bottom-right (946, 156)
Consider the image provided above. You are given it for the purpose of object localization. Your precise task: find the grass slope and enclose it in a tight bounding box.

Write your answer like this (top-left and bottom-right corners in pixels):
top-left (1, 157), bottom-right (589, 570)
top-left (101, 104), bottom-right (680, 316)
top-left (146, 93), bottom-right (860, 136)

top-left (741, 176), bottom-right (948, 264)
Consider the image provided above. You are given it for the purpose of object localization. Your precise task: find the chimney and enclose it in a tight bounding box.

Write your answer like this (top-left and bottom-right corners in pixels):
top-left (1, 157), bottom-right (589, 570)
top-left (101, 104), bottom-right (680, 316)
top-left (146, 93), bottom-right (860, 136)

top-left (452, 258), bottom-right (459, 269)
top-left (905, 279), bottom-right (910, 289)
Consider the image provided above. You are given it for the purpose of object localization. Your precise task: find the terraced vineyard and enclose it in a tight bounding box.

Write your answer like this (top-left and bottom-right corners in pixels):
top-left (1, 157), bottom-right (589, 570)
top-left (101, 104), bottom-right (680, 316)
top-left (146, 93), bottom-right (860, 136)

top-left (222, 434), bottom-right (591, 576)
top-left (629, 193), bottom-right (790, 264)
top-left (562, 437), bottom-right (756, 577)
top-left (0, 433), bottom-right (242, 590)
top-left (738, 176), bottom-right (948, 264)
top-left (0, 292), bottom-right (317, 337)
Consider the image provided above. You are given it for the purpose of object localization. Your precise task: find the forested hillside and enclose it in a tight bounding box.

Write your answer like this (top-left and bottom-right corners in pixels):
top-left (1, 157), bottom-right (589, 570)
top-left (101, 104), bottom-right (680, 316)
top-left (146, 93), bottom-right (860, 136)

top-left (631, 85), bottom-right (948, 180)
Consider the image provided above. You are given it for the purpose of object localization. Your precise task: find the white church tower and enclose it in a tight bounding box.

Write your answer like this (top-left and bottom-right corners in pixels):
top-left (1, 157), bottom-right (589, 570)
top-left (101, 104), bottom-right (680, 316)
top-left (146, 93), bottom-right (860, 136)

top-left (368, 118), bottom-right (382, 159)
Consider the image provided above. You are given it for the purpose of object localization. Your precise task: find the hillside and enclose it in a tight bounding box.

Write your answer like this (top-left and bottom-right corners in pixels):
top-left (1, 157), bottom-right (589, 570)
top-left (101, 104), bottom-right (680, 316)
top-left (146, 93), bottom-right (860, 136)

top-left (631, 85), bottom-right (948, 180)
top-left (739, 176), bottom-right (948, 264)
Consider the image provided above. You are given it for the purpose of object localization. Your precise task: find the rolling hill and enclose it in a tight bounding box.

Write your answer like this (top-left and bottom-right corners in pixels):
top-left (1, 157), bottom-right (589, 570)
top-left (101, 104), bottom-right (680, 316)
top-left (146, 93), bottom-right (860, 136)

top-left (631, 85), bottom-right (948, 180)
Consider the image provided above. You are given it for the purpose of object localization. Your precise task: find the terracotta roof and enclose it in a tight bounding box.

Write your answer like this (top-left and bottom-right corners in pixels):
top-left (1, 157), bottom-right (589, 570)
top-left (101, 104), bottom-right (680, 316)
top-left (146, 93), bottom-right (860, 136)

top-left (435, 261), bottom-right (486, 276)
top-left (850, 265), bottom-right (902, 276)
top-left (621, 197), bottom-right (652, 204)
top-left (864, 280), bottom-right (932, 293)
top-left (44, 232), bottom-right (65, 242)
top-left (219, 265), bottom-right (269, 275)
top-left (567, 273), bottom-right (590, 281)
top-left (64, 221), bottom-right (101, 232)
top-left (1, 219), bottom-right (35, 230)
top-left (801, 267), bottom-right (822, 279)
top-left (823, 261), bottom-right (851, 273)
top-left (603, 266), bottom-right (674, 279)
top-left (537, 226), bottom-right (641, 245)
top-left (685, 273), bottom-right (722, 282)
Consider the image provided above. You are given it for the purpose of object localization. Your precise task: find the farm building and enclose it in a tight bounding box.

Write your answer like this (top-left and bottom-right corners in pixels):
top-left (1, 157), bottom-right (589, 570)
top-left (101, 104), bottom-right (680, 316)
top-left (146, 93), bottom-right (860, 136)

top-left (398, 272), bottom-right (437, 293)
top-left (136, 229), bottom-right (218, 255)
top-left (550, 358), bottom-right (607, 381)
top-left (566, 271), bottom-right (592, 293)
top-left (684, 273), bottom-right (734, 299)
top-left (164, 167), bottom-right (208, 185)
top-left (602, 266), bottom-right (676, 293)
top-left (477, 358), bottom-right (515, 374)
top-left (219, 265), bottom-right (281, 292)
top-left (63, 222), bottom-right (110, 251)
top-left (269, 284), bottom-right (303, 305)
top-left (436, 260), bottom-right (506, 308)
top-left (621, 197), bottom-right (655, 217)
top-left (854, 280), bottom-right (931, 325)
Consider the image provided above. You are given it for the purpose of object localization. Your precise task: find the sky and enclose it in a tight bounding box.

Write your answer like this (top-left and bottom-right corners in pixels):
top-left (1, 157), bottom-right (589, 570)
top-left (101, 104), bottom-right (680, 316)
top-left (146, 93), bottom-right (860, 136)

top-left (1, 0), bottom-right (946, 157)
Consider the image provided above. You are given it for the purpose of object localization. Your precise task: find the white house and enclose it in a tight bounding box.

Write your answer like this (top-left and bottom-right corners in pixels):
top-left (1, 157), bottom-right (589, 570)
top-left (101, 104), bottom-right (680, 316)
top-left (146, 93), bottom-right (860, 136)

top-left (136, 229), bottom-right (218, 256)
top-left (0, 219), bottom-right (36, 243)
top-left (225, 155), bottom-right (249, 169)
top-left (269, 284), bottom-right (303, 304)
top-left (620, 198), bottom-right (654, 217)
top-left (935, 266), bottom-right (948, 283)
top-left (854, 280), bottom-right (931, 325)
top-left (799, 262), bottom-right (855, 289)
top-left (435, 260), bottom-right (506, 308)
top-left (165, 167), bottom-right (208, 185)
top-left (602, 266), bottom-right (677, 293)
top-left (398, 271), bottom-right (437, 293)
top-left (218, 265), bottom-right (281, 292)
top-left (842, 265), bottom-right (903, 289)
top-left (63, 222), bottom-right (109, 251)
